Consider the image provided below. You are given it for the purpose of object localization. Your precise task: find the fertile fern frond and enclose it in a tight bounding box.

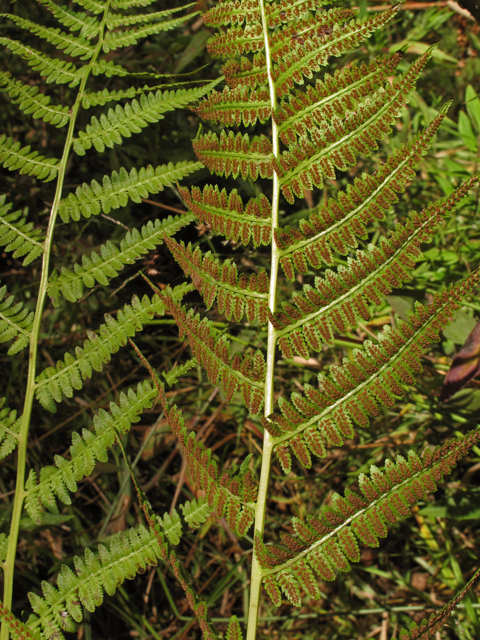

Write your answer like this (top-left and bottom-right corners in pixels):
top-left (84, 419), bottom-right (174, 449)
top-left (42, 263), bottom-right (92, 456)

top-left (0, 135), bottom-right (60, 182)
top-left (0, 39), bottom-right (82, 87)
top-left (165, 235), bottom-right (269, 323)
top-left (226, 616), bottom-right (243, 640)
top-left (164, 293), bottom-right (266, 414)
top-left (1, 14), bottom-right (95, 60)
top-left (0, 604), bottom-right (41, 640)
top-left (107, 4), bottom-right (194, 28)
top-left (222, 53), bottom-right (268, 90)
top-left (27, 525), bottom-right (167, 640)
top-left (73, 82), bottom-right (219, 155)
top-left (0, 72), bottom-right (70, 128)
top-left (266, 271), bottom-right (480, 472)
top-left (58, 161), bottom-right (202, 222)
top-left (35, 283), bottom-right (191, 412)
top-left (278, 49), bottom-right (433, 203)
top-left (24, 380), bottom-right (158, 523)
top-left (48, 213), bottom-right (194, 304)
top-left (0, 399), bottom-right (20, 461)
top-left (159, 385), bottom-right (256, 534)
top-left (192, 129), bottom-right (279, 181)
top-left (38, 0), bottom-right (100, 38)
top-left (103, 14), bottom-right (196, 53)
top-left (0, 284), bottom-right (34, 356)
top-left (258, 429), bottom-right (480, 606)
top-left (0, 195), bottom-right (44, 266)
top-left (178, 184), bottom-right (271, 247)
top-left (203, 0), bottom-right (261, 28)
top-left (193, 85), bottom-right (272, 127)
top-left (276, 108), bottom-right (450, 276)
top-left (272, 177), bottom-right (479, 361)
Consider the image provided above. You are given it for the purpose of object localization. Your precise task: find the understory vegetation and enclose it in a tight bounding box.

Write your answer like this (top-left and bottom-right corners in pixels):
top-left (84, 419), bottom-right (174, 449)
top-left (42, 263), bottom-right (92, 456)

top-left (0, 1), bottom-right (480, 639)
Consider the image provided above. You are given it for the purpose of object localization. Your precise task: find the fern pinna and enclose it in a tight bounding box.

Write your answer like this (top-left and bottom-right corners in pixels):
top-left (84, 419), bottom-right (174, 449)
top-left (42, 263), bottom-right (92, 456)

top-left (0, 1), bottom-right (479, 640)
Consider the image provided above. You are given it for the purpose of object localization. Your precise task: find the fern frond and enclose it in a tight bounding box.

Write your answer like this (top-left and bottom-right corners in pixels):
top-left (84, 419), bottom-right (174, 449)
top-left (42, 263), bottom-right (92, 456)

top-left (70, 0), bottom-right (105, 14)
top-left (165, 235), bottom-right (269, 323)
top-left (38, 0), bottom-right (100, 38)
top-left (27, 525), bottom-right (167, 640)
top-left (272, 177), bottom-right (478, 360)
top-left (265, 0), bottom-right (342, 28)
top-left (207, 23), bottom-right (264, 59)
top-left (278, 49), bottom-right (432, 203)
top-left (0, 38), bottom-right (81, 86)
top-left (193, 85), bottom-right (271, 127)
top-left (35, 283), bottom-right (191, 412)
top-left (159, 385), bottom-right (256, 534)
top-left (179, 184), bottom-right (271, 247)
top-left (395, 569), bottom-right (480, 640)
top-left (103, 14), bottom-right (196, 53)
top-left (180, 496), bottom-right (213, 528)
top-left (276, 107), bottom-right (449, 276)
top-left (226, 616), bottom-right (243, 640)
top-left (24, 380), bottom-right (158, 522)
top-left (58, 161), bottom-right (201, 222)
top-left (73, 82), bottom-right (218, 155)
top-left (0, 398), bottom-right (20, 461)
top-left (164, 294), bottom-right (266, 415)
top-left (163, 357), bottom-right (198, 386)
top-left (48, 213), bottom-right (194, 303)
top-left (0, 284), bottom-right (34, 356)
top-left (107, 4), bottom-right (194, 28)
top-left (0, 603), bottom-right (41, 640)
top-left (0, 195), bottom-right (44, 265)
top-left (112, 0), bottom-right (166, 8)
top-left (0, 135), bottom-right (60, 182)
top-left (259, 429), bottom-right (480, 606)
top-left (275, 52), bottom-right (402, 146)
top-left (203, 0), bottom-right (261, 28)
top-left (1, 14), bottom-right (94, 60)
top-left (192, 129), bottom-right (279, 180)
top-left (266, 270), bottom-right (480, 469)
top-left (81, 87), bottom-right (136, 108)
top-left (0, 72), bottom-right (70, 128)
top-left (272, 5), bottom-right (400, 99)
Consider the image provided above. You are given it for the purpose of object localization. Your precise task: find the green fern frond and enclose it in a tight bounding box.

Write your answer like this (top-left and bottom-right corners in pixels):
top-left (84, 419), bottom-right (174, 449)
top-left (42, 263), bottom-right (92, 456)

top-left (1, 14), bottom-right (94, 60)
top-left (48, 213), bottom-right (195, 303)
top-left (278, 49), bottom-right (433, 203)
top-left (91, 58), bottom-right (130, 78)
top-left (103, 14), bottom-right (196, 53)
top-left (0, 195), bottom-right (44, 265)
top-left (111, 0), bottom-right (165, 8)
top-left (81, 86), bottom-right (136, 108)
top-left (259, 429), bottom-right (480, 606)
top-left (266, 270), bottom-right (480, 471)
top-left (179, 184), bottom-right (271, 247)
top-left (24, 380), bottom-right (158, 522)
top-left (165, 235), bottom-right (269, 324)
top-left (0, 284), bottom-right (34, 356)
top-left (157, 510), bottom-right (183, 545)
top-left (73, 82), bottom-right (219, 155)
top-left (193, 129), bottom-right (279, 180)
top-left (276, 107), bottom-right (450, 276)
top-left (0, 398), bottom-right (20, 461)
top-left (107, 4), bottom-right (194, 28)
top-left (38, 0), bottom-right (100, 38)
top-left (272, 177), bottom-right (478, 360)
top-left (0, 72), bottom-right (70, 128)
top-left (165, 295), bottom-right (266, 414)
top-left (0, 134), bottom-right (60, 182)
top-left (0, 39), bottom-right (82, 86)
top-left (159, 385), bottom-right (256, 534)
top-left (27, 525), bottom-right (166, 639)
top-left (35, 283), bottom-right (191, 412)
top-left (58, 161), bottom-right (202, 222)
top-left (163, 357), bottom-right (198, 386)
top-left (70, 0), bottom-right (105, 15)
top-left (272, 5), bottom-right (401, 99)
top-left (180, 496), bottom-right (212, 528)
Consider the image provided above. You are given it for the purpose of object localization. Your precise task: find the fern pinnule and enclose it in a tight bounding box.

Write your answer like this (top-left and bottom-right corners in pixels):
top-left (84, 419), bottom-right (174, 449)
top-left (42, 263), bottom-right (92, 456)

top-left (0, 399), bottom-right (20, 461)
top-left (0, 72), bottom-right (71, 128)
top-left (0, 603), bottom-right (41, 640)
top-left (0, 38), bottom-right (81, 86)
top-left (265, 0), bottom-right (341, 28)
top-left (0, 196), bottom-right (44, 266)
top-left (222, 53), bottom-right (268, 90)
top-left (1, 14), bottom-right (95, 59)
top-left (106, 4), bottom-right (195, 28)
top-left (259, 428), bottom-right (480, 606)
top-left (58, 161), bottom-right (202, 222)
top-left (178, 184), bottom-right (272, 247)
top-left (0, 134), bottom-right (60, 182)
top-left (24, 380), bottom-right (158, 523)
top-left (69, 0), bottom-right (105, 14)
top-left (0, 285), bottom-right (34, 356)
top-left (103, 13), bottom-right (197, 53)
top-left (48, 213), bottom-right (194, 304)
top-left (276, 104), bottom-right (451, 277)
top-left (35, 284), bottom-right (191, 412)
top-left (38, 0), bottom-right (100, 38)
top-left (203, 0), bottom-right (261, 28)
top-left (81, 86), bottom-right (136, 108)
top-left (193, 85), bottom-right (272, 127)
top-left (165, 235), bottom-right (269, 323)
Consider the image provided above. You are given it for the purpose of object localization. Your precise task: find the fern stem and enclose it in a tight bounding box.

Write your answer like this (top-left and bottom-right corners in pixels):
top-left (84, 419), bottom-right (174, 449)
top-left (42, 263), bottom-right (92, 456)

top-left (246, 1), bottom-right (279, 637)
top-left (0, 4), bottom-right (112, 634)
